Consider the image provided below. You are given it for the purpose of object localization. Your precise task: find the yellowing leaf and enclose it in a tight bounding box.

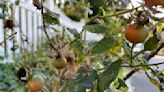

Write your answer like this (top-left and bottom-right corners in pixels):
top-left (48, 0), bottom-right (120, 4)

top-left (149, 78), bottom-right (161, 90)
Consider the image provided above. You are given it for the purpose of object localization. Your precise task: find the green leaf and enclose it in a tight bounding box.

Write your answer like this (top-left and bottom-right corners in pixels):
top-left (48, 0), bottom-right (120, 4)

top-left (65, 12), bottom-right (82, 21)
top-left (71, 40), bottom-right (84, 63)
top-left (89, 0), bottom-right (105, 15)
top-left (0, 14), bottom-right (6, 19)
top-left (61, 67), bottom-right (97, 92)
top-left (118, 78), bottom-right (127, 88)
top-left (144, 36), bottom-right (159, 51)
top-left (50, 27), bottom-right (60, 32)
top-left (162, 28), bottom-right (164, 31)
top-left (157, 73), bottom-right (164, 84)
top-left (0, 83), bottom-right (8, 90)
top-left (43, 11), bottom-right (60, 24)
top-left (76, 54), bottom-right (84, 63)
top-left (119, 87), bottom-right (128, 92)
top-left (71, 40), bottom-right (84, 55)
top-left (98, 59), bottom-right (122, 92)
top-left (0, 3), bottom-right (6, 8)
top-left (15, 0), bottom-right (19, 5)
top-left (12, 85), bottom-right (27, 92)
top-left (84, 24), bottom-right (109, 33)
top-left (141, 66), bottom-right (150, 71)
top-left (149, 78), bottom-right (161, 90)
top-left (91, 37), bottom-right (115, 54)
top-left (64, 5), bottom-right (82, 22)
top-left (123, 42), bottom-right (131, 56)
top-left (67, 28), bottom-right (79, 37)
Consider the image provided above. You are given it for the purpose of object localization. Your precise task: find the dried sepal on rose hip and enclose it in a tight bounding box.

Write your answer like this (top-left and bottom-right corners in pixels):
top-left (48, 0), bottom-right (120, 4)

top-left (54, 52), bottom-right (67, 69)
top-left (17, 67), bottom-right (28, 83)
top-left (136, 11), bottom-right (149, 25)
top-left (4, 19), bottom-right (14, 29)
top-left (33, 0), bottom-right (41, 9)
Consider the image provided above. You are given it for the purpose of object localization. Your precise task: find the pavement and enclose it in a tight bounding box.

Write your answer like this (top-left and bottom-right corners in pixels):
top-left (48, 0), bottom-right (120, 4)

top-left (126, 56), bottom-right (164, 92)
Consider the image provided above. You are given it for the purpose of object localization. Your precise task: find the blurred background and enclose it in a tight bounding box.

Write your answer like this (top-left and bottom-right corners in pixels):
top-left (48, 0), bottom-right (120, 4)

top-left (0, 0), bottom-right (163, 92)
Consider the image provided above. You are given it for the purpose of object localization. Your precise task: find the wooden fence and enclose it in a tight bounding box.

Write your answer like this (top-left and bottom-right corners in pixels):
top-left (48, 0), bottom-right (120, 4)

top-left (0, 1), bottom-right (44, 63)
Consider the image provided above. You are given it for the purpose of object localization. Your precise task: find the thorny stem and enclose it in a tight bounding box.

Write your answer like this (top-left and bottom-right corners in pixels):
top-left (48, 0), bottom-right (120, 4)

top-left (41, 3), bottom-right (85, 50)
top-left (41, 0), bottom-right (58, 51)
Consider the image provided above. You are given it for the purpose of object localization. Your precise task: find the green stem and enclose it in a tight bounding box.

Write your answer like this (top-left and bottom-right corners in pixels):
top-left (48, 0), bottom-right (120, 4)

top-left (130, 43), bottom-right (135, 65)
top-left (87, 6), bottom-right (141, 24)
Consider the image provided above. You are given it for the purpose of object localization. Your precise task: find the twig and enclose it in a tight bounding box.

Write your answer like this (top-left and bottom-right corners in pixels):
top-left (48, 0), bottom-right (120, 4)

top-left (124, 68), bottom-right (139, 81)
top-left (60, 27), bottom-right (66, 48)
top-left (0, 32), bottom-right (17, 46)
top-left (145, 43), bottom-right (164, 60)
top-left (122, 62), bottom-right (164, 67)
top-left (59, 28), bottom-right (85, 49)
top-left (117, 43), bottom-right (164, 89)
top-left (41, 0), bottom-right (58, 51)
top-left (116, 68), bottom-right (139, 89)
top-left (97, 49), bottom-right (145, 71)
top-left (87, 6), bottom-right (141, 24)
top-left (127, 49), bottom-right (145, 61)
